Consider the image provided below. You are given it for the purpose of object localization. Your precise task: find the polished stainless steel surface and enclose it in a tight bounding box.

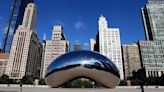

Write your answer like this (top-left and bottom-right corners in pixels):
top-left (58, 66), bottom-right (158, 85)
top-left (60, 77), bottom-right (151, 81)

top-left (45, 50), bottom-right (120, 88)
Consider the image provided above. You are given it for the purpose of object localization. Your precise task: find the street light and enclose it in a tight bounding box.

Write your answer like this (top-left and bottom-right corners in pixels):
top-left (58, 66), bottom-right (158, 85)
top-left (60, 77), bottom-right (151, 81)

top-left (7, 78), bottom-right (10, 87)
top-left (20, 83), bottom-right (22, 92)
top-left (133, 68), bottom-right (146, 92)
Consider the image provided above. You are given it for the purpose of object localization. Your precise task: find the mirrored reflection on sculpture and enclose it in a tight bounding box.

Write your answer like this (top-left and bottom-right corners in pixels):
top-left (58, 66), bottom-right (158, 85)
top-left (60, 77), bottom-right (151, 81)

top-left (45, 50), bottom-right (120, 88)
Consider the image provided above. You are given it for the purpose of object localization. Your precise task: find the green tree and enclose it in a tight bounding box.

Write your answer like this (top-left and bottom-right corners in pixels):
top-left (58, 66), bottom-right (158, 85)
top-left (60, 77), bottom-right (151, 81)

top-left (131, 79), bottom-right (143, 86)
top-left (83, 80), bottom-right (93, 88)
top-left (145, 77), bottom-right (158, 85)
top-left (119, 80), bottom-right (127, 86)
top-left (159, 74), bottom-right (164, 86)
top-left (64, 79), bottom-right (94, 88)
top-left (21, 76), bottom-right (34, 84)
top-left (0, 75), bottom-right (9, 84)
top-left (39, 78), bottom-right (46, 85)
top-left (9, 79), bottom-right (18, 84)
top-left (71, 79), bottom-right (83, 88)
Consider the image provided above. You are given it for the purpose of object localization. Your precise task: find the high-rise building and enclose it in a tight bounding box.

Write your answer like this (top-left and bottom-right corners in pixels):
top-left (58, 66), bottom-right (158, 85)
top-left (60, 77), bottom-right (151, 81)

top-left (0, 53), bottom-right (9, 77)
top-left (74, 43), bottom-right (82, 51)
top-left (40, 34), bottom-right (46, 78)
top-left (5, 3), bottom-right (41, 79)
top-left (0, 49), bottom-right (4, 53)
top-left (90, 39), bottom-right (96, 51)
top-left (141, 0), bottom-right (164, 41)
top-left (139, 0), bottom-right (164, 78)
top-left (36, 43), bottom-right (43, 78)
top-left (94, 15), bottom-right (124, 79)
top-left (2, 0), bottom-right (34, 53)
top-left (122, 43), bottom-right (141, 79)
top-left (42, 25), bottom-right (69, 78)
top-left (138, 41), bottom-right (164, 77)
top-left (42, 40), bottom-right (51, 78)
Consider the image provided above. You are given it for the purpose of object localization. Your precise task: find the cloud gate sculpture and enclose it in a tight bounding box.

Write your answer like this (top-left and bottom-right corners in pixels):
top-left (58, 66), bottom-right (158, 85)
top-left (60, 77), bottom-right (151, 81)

top-left (45, 51), bottom-right (120, 88)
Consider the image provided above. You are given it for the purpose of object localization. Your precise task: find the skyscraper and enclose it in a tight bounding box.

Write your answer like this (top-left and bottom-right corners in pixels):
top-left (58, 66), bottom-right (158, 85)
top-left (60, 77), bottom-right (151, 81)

top-left (42, 25), bottom-right (69, 78)
top-left (138, 41), bottom-right (164, 77)
top-left (94, 15), bottom-right (124, 79)
top-left (0, 53), bottom-right (9, 77)
top-left (74, 43), bottom-right (82, 51)
top-left (139, 0), bottom-right (164, 78)
top-left (40, 35), bottom-right (46, 78)
top-left (122, 43), bottom-right (141, 79)
top-left (36, 43), bottom-right (43, 78)
top-left (141, 0), bottom-right (164, 41)
top-left (90, 39), bottom-right (96, 51)
top-left (5, 3), bottom-right (40, 79)
top-left (2, 0), bottom-right (34, 53)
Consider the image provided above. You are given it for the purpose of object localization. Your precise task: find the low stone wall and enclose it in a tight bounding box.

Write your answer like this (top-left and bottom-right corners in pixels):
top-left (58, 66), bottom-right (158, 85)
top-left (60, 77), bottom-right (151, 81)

top-left (0, 86), bottom-right (164, 92)
top-left (0, 84), bottom-right (164, 88)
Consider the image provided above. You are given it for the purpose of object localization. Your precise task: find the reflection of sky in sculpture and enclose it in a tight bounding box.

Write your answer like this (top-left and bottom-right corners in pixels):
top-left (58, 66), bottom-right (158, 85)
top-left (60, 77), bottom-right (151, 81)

top-left (47, 50), bottom-right (119, 76)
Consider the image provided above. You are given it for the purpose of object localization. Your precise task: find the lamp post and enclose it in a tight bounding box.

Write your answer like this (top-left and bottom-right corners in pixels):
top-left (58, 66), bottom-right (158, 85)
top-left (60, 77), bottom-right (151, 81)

top-left (7, 77), bottom-right (10, 87)
top-left (133, 68), bottom-right (146, 92)
top-left (20, 83), bottom-right (22, 92)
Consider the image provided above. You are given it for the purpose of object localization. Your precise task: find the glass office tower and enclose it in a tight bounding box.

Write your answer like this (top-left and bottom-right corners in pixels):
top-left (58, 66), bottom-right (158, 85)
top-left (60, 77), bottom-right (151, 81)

top-left (141, 0), bottom-right (164, 41)
top-left (140, 0), bottom-right (164, 77)
top-left (2, 0), bottom-right (34, 52)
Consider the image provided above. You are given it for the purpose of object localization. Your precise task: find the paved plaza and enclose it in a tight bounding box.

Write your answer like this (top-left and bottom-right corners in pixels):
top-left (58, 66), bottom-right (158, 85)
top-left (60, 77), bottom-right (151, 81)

top-left (0, 86), bottom-right (164, 92)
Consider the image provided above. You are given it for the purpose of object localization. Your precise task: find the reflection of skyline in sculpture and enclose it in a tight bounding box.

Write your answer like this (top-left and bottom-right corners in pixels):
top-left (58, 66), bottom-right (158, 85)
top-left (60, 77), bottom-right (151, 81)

top-left (45, 50), bottom-right (120, 88)
top-left (74, 43), bottom-right (83, 51)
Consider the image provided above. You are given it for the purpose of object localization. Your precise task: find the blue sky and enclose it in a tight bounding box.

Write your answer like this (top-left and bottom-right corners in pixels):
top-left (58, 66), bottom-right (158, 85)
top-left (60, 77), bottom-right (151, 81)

top-left (0, 0), bottom-right (147, 50)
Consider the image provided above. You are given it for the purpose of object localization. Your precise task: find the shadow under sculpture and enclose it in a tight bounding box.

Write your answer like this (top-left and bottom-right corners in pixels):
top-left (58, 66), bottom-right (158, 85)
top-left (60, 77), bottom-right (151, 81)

top-left (45, 50), bottom-right (120, 88)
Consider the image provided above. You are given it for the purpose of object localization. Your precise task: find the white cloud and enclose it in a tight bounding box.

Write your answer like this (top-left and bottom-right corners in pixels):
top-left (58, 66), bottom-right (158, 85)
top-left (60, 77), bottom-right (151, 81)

top-left (84, 43), bottom-right (89, 46)
top-left (3, 27), bottom-right (8, 33)
top-left (74, 20), bottom-right (85, 29)
top-left (3, 27), bottom-right (14, 36)
top-left (9, 28), bottom-right (14, 35)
